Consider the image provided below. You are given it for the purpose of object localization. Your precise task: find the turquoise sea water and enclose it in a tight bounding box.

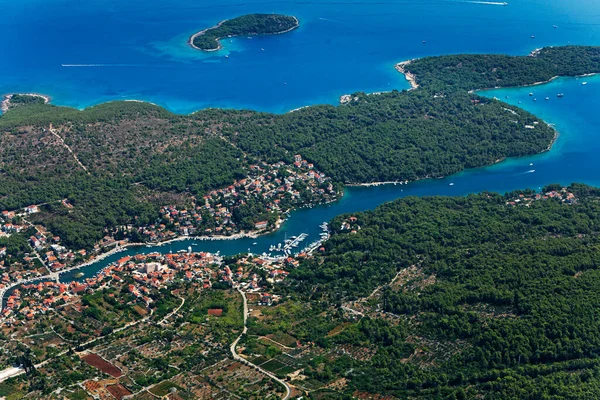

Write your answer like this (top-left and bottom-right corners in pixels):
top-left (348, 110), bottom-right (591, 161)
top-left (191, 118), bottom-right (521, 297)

top-left (2, 1), bottom-right (600, 281)
top-left (2, 0), bottom-right (600, 113)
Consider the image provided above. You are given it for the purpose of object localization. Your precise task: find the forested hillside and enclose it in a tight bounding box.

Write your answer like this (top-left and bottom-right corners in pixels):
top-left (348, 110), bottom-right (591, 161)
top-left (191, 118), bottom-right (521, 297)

top-left (217, 90), bottom-right (553, 183)
top-left (0, 46), bottom-right (597, 251)
top-left (406, 45), bottom-right (600, 91)
top-left (281, 184), bottom-right (600, 398)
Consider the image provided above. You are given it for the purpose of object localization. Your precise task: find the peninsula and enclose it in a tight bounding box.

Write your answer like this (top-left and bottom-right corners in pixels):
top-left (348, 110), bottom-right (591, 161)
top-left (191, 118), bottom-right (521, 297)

top-left (0, 93), bottom-right (49, 114)
top-left (189, 14), bottom-right (299, 51)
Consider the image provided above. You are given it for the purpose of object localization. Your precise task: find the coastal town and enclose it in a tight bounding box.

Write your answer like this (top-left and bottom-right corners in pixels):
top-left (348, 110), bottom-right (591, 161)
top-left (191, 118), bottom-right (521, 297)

top-left (505, 186), bottom-right (577, 207)
top-left (0, 155), bottom-right (336, 314)
top-left (0, 248), bottom-right (302, 326)
top-left (0, 185), bottom-right (578, 328)
top-left (143, 156), bottom-right (338, 242)
top-left (0, 150), bottom-right (341, 397)
top-left (0, 241), bottom-right (315, 399)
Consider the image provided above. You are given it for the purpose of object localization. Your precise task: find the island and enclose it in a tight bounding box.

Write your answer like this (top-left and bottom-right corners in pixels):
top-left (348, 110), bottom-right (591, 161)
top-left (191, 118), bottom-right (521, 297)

top-left (189, 14), bottom-right (299, 51)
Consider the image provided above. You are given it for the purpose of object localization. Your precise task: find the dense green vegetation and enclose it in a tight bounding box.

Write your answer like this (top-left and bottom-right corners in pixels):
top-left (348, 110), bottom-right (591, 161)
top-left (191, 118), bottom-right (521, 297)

top-left (218, 90), bottom-right (554, 183)
top-left (5, 94), bottom-right (46, 111)
top-left (407, 45), bottom-right (600, 91)
top-left (285, 184), bottom-right (600, 398)
top-left (191, 14), bottom-right (298, 51)
top-left (0, 46), bottom-right (597, 251)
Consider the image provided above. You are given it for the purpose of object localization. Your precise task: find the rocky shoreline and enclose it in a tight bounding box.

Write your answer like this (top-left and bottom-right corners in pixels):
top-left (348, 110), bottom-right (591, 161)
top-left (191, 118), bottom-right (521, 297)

top-left (1, 93), bottom-right (50, 114)
top-left (395, 60), bottom-right (419, 90)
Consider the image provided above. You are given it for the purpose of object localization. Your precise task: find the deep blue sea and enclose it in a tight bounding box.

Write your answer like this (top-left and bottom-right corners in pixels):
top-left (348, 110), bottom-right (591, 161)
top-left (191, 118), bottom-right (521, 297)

top-left (1, 0), bottom-right (600, 282)
top-left (2, 0), bottom-right (600, 113)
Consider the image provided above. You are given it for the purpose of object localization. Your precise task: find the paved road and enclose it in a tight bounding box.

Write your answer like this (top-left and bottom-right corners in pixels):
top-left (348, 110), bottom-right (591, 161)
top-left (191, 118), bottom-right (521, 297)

top-left (231, 287), bottom-right (291, 400)
top-left (159, 296), bottom-right (185, 325)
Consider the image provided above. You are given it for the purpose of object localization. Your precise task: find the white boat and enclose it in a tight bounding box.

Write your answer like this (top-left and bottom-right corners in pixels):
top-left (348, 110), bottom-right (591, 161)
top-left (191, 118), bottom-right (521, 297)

top-left (253, 242), bottom-right (257, 245)
top-left (557, 93), bottom-right (564, 98)
top-left (545, 97), bottom-right (550, 101)
top-left (582, 82), bottom-right (588, 85)
top-left (529, 92), bottom-right (533, 96)
top-left (449, 183), bottom-right (455, 186)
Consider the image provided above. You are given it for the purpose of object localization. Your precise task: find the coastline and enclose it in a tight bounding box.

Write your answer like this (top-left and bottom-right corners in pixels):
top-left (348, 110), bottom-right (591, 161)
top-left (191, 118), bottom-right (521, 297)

top-left (471, 72), bottom-right (599, 95)
top-left (189, 16), bottom-right (299, 52)
top-left (0, 225), bottom-right (281, 303)
top-left (345, 128), bottom-right (558, 189)
top-left (188, 19), bottom-right (227, 51)
top-left (0, 47), bottom-right (580, 290)
top-left (1, 93), bottom-right (50, 114)
top-left (347, 180), bottom-right (410, 187)
top-left (395, 60), bottom-right (419, 90)
top-left (54, 218), bottom-right (292, 274)
top-left (0, 47), bottom-right (593, 119)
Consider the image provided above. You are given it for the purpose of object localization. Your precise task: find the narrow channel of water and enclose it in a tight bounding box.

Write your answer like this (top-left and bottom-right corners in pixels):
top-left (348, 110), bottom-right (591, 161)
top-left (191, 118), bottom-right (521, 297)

top-left (57, 75), bottom-right (600, 282)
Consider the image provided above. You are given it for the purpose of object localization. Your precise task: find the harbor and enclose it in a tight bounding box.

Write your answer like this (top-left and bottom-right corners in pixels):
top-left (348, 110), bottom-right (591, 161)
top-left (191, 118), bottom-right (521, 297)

top-left (2, 74), bottom-right (600, 301)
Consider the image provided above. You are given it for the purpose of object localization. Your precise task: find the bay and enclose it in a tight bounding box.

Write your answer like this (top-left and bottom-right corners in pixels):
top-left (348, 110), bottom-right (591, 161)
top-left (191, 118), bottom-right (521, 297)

top-left (60, 74), bottom-right (600, 282)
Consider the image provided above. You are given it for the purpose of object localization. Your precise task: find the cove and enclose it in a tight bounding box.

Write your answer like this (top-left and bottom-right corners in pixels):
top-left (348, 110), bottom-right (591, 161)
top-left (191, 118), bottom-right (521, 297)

top-left (58, 74), bottom-right (600, 282)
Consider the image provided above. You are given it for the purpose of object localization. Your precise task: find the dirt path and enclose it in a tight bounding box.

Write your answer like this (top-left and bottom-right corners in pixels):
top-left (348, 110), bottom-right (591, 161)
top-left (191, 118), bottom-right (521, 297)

top-left (48, 124), bottom-right (90, 174)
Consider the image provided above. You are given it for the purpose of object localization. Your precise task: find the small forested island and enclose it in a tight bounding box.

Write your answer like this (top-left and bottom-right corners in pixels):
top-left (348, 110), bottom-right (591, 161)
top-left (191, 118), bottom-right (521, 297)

top-left (189, 14), bottom-right (299, 51)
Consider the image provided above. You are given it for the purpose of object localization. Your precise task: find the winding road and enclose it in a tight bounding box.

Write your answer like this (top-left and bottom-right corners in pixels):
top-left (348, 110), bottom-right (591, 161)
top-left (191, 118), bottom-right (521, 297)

top-left (230, 287), bottom-right (292, 400)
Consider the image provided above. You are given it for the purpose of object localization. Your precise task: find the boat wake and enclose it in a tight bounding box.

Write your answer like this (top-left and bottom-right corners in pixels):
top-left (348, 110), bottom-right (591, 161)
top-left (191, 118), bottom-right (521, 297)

top-left (319, 17), bottom-right (344, 23)
top-left (61, 64), bottom-right (143, 67)
top-left (461, 1), bottom-right (508, 5)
